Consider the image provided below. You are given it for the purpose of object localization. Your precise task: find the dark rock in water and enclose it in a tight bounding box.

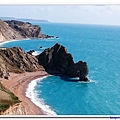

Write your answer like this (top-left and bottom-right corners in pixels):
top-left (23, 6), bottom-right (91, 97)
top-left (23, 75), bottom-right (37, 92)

top-left (40, 46), bottom-right (42, 48)
top-left (27, 50), bottom-right (35, 55)
top-left (56, 37), bottom-right (59, 38)
top-left (37, 43), bottom-right (89, 81)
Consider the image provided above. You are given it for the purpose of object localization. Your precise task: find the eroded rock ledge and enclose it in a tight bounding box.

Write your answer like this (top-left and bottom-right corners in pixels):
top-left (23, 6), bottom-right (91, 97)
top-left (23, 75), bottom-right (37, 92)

top-left (37, 43), bottom-right (89, 81)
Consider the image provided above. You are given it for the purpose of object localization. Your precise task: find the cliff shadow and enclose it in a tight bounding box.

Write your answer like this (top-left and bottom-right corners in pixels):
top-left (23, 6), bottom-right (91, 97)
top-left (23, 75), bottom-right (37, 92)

top-left (46, 70), bottom-right (90, 83)
top-left (46, 70), bottom-right (80, 82)
top-left (59, 75), bottom-right (80, 82)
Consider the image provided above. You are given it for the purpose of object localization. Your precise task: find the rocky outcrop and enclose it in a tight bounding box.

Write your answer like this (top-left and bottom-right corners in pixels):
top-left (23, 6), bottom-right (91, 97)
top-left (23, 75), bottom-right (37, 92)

top-left (5, 20), bottom-right (54, 39)
top-left (0, 53), bottom-right (9, 79)
top-left (0, 47), bottom-right (45, 79)
top-left (37, 43), bottom-right (89, 81)
top-left (0, 44), bottom-right (89, 81)
top-left (0, 19), bottom-right (24, 42)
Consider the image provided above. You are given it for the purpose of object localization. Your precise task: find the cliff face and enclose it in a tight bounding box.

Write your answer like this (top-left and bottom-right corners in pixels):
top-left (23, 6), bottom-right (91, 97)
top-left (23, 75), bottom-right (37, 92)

top-left (37, 43), bottom-right (89, 81)
top-left (0, 56), bottom-right (9, 79)
top-left (0, 47), bottom-right (45, 79)
top-left (0, 19), bottom-right (24, 42)
top-left (0, 44), bottom-right (89, 81)
top-left (5, 20), bottom-right (48, 38)
top-left (0, 19), bottom-right (54, 42)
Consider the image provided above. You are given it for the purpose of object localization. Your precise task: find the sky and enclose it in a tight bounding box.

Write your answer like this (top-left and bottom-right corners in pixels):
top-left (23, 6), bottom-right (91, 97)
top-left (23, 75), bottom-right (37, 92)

top-left (0, 5), bottom-right (120, 25)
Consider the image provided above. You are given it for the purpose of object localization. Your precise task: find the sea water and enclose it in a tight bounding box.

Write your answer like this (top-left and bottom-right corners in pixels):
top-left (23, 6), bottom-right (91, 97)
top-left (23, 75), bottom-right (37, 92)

top-left (2, 22), bottom-right (120, 115)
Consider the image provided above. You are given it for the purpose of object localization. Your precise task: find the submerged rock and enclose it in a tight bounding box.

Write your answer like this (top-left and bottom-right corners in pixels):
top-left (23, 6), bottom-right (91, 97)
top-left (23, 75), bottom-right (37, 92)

top-left (37, 43), bottom-right (89, 81)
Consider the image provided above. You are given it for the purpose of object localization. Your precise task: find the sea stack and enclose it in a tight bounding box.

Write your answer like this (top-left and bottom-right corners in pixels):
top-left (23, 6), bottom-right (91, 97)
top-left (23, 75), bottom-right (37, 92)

top-left (37, 43), bottom-right (89, 81)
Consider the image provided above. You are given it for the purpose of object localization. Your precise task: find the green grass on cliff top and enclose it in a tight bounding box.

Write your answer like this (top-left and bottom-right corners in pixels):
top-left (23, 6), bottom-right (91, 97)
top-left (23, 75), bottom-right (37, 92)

top-left (0, 82), bottom-right (20, 112)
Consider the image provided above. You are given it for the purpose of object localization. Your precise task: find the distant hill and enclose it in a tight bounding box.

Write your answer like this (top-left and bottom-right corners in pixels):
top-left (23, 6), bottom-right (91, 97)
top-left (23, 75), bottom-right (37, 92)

top-left (0, 17), bottom-right (50, 23)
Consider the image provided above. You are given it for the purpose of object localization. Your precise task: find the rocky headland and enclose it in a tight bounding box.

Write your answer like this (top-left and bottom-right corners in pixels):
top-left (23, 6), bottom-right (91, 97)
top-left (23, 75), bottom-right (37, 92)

top-left (37, 43), bottom-right (89, 81)
top-left (0, 44), bottom-right (89, 81)
top-left (0, 19), bottom-right (56, 42)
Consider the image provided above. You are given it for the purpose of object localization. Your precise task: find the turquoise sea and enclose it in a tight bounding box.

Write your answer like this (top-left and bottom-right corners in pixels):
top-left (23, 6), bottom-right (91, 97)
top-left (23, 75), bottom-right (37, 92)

top-left (2, 22), bottom-right (120, 115)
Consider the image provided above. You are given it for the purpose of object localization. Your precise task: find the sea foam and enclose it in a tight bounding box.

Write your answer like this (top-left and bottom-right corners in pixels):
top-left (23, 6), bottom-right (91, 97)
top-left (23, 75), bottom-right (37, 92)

top-left (32, 51), bottom-right (42, 56)
top-left (25, 76), bottom-right (57, 115)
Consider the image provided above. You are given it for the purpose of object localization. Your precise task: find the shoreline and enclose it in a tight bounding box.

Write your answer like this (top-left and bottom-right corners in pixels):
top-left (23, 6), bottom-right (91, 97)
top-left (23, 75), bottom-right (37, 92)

top-left (0, 37), bottom-right (58, 47)
top-left (1, 71), bottom-right (50, 115)
top-left (0, 38), bottom-right (31, 47)
top-left (26, 76), bottom-right (57, 115)
top-left (0, 38), bottom-right (57, 115)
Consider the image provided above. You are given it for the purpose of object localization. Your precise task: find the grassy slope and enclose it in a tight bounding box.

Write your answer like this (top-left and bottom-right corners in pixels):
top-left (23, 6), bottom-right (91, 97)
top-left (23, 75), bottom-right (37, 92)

top-left (0, 82), bottom-right (20, 112)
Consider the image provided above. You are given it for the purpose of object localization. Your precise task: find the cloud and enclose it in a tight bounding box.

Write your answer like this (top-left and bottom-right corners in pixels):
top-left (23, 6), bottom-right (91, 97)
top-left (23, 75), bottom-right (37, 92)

top-left (107, 5), bottom-right (120, 11)
top-left (38, 6), bottom-right (53, 12)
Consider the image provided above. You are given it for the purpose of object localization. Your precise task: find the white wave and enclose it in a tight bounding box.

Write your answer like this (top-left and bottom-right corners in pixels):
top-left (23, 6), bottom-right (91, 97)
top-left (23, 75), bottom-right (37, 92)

top-left (39, 47), bottom-right (47, 49)
top-left (88, 76), bottom-right (98, 83)
top-left (89, 79), bottom-right (98, 83)
top-left (78, 79), bottom-right (97, 84)
top-left (70, 77), bottom-right (79, 80)
top-left (25, 76), bottom-right (57, 115)
top-left (32, 51), bottom-right (41, 56)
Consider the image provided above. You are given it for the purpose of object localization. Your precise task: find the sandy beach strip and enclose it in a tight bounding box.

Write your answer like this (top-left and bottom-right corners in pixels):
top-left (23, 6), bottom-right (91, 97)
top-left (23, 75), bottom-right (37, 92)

top-left (1, 70), bottom-right (50, 115)
top-left (0, 38), bottom-right (31, 47)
